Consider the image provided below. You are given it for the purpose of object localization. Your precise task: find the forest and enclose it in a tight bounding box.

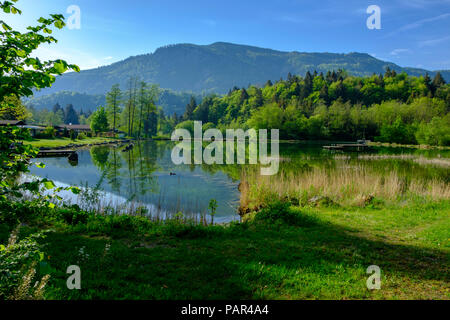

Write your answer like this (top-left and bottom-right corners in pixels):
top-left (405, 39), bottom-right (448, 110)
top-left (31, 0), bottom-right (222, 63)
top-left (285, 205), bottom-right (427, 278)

top-left (1, 68), bottom-right (449, 146)
top-left (176, 69), bottom-right (450, 146)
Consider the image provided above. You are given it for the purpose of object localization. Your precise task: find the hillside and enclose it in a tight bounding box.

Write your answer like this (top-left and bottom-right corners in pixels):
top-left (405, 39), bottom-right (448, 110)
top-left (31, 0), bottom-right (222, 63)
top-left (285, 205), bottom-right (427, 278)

top-left (34, 42), bottom-right (450, 96)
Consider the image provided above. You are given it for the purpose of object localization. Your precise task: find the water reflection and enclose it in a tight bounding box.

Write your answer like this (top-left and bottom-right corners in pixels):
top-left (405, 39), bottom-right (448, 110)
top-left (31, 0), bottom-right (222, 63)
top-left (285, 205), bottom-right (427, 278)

top-left (29, 141), bottom-right (449, 222)
top-left (30, 141), bottom-right (241, 223)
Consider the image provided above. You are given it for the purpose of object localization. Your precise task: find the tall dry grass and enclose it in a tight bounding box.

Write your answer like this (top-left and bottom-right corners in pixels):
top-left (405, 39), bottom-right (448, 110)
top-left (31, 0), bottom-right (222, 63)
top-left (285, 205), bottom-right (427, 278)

top-left (240, 165), bottom-right (450, 209)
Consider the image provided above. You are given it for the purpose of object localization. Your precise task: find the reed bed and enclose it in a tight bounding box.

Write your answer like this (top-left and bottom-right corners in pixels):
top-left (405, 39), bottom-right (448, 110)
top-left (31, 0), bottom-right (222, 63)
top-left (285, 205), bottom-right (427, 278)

top-left (240, 165), bottom-right (450, 209)
top-left (335, 154), bottom-right (450, 168)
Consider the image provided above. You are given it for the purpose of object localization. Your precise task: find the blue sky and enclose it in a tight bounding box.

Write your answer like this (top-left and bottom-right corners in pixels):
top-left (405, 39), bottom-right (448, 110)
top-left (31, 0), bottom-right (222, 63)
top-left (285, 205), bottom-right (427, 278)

top-left (2, 0), bottom-right (450, 70)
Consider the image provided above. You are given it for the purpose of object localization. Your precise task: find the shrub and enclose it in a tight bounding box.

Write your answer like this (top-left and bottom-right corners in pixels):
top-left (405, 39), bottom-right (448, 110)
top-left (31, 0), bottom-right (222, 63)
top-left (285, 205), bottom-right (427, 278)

top-left (0, 227), bottom-right (50, 300)
top-left (63, 127), bottom-right (69, 138)
top-left (43, 126), bottom-right (56, 138)
top-left (35, 126), bottom-right (56, 139)
top-left (69, 130), bottom-right (78, 140)
top-left (253, 200), bottom-right (316, 227)
top-left (77, 132), bottom-right (87, 140)
top-left (175, 121), bottom-right (195, 135)
top-left (375, 117), bottom-right (417, 144)
top-left (415, 115), bottom-right (450, 146)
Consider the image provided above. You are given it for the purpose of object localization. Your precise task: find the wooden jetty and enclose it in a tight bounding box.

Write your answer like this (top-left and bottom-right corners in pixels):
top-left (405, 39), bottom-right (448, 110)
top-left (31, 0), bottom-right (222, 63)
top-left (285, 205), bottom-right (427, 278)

top-left (323, 141), bottom-right (372, 152)
top-left (37, 149), bottom-right (77, 158)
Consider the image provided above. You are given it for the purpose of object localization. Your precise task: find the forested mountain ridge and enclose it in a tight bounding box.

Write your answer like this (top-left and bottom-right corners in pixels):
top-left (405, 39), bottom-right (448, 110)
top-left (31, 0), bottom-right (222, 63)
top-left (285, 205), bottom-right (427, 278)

top-left (33, 42), bottom-right (450, 96)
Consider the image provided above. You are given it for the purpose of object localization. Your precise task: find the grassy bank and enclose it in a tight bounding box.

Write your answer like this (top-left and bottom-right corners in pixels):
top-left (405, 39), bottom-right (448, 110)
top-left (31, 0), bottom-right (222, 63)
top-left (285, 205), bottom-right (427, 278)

top-left (23, 137), bottom-right (121, 149)
top-left (368, 141), bottom-right (450, 150)
top-left (1, 196), bottom-right (448, 300)
top-left (240, 163), bottom-right (450, 211)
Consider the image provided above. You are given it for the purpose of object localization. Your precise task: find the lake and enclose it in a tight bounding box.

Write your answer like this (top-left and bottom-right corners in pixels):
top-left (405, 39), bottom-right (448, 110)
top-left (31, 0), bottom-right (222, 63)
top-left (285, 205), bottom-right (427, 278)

top-left (29, 141), bottom-right (450, 223)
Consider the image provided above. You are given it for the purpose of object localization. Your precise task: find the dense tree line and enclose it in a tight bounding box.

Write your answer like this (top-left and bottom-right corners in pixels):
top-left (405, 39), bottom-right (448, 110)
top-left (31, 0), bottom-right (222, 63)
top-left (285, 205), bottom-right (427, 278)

top-left (2, 69), bottom-right (448, 145)
top-left (177, 69), bottom-right (450, 146)
top-left (25, 103), bottom-right (91, 126)
top-left (89, 77), bottom-right (173, 137)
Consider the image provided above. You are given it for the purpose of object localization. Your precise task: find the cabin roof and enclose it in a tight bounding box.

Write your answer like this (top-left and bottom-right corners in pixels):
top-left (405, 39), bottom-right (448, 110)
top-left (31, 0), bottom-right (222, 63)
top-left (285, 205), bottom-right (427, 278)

top-left (0, 120), bottom-right (25, 126)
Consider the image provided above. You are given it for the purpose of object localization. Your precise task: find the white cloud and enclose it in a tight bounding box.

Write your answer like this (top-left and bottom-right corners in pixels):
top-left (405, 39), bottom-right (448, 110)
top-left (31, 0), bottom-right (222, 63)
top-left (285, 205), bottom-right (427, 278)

top-left (32, 45), bottom-right (111, 70)
top-left (418, 35), bottom-right (450, 47)
top-left (399, 13), bottom-right (450, 32)
top-left (398, 0), bottom-right (450, 9)
top-left (390, 48), bottom-right (411, 56)
top-left (384, 13), bottom-right (450, 38)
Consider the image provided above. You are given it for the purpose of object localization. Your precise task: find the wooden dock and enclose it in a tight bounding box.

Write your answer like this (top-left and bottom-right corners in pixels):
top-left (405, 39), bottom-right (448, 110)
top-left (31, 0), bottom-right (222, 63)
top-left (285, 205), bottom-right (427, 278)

top-left (323, 143), bottom-right (372, 152)
top-left (37, 150), bottom-right (77, 158)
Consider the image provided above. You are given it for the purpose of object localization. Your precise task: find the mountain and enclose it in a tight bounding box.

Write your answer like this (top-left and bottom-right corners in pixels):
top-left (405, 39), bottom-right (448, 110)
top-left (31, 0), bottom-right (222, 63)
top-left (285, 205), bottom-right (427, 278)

top-left (34, 42), bottom-right (450, 96)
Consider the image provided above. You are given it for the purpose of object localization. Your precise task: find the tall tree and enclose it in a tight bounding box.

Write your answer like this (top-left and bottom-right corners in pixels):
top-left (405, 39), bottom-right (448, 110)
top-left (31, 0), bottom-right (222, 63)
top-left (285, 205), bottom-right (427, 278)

top-left (64, 104), bottom-right (79, 124)
top-left (184, 96), bottom-right (197, 120)
top-left (106, 84), bottom-right (122, 133)
top-left (433, 72), bottom-right (446, 88)
top-left (90, 106), bottom-right (109, 133)
top-left (143, 84), bottom-right (159, 138)
top-left (52, 102), bottom-right (63, 117)
top-left (137, 81), bottom-right (147, 139)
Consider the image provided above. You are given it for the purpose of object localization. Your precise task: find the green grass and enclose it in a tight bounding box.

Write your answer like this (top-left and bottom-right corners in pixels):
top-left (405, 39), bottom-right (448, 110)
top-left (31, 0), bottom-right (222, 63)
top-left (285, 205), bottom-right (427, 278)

top-left (1, 199), bottom-right (448, 300)
top-left (23, 137), bottom-right (118, 149)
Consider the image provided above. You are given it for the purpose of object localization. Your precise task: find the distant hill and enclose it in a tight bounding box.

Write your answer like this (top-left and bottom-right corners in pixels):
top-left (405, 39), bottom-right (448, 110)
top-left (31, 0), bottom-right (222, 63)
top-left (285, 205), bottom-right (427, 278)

top-left (24, 91), bottom-right (106, 112)
top-left (24, 89), bottom-right (202, 116)
top-left (33, 42), bottom-right (450, 96)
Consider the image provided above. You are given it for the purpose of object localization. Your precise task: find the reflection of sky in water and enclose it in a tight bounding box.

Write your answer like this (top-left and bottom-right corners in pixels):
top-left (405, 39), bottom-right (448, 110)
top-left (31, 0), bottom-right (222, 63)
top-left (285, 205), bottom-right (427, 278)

top-left (29, 142), bottom-right (241, 223)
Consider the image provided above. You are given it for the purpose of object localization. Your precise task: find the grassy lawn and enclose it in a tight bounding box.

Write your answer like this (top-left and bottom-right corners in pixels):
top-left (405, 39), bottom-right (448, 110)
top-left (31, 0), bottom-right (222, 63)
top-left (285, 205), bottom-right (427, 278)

top-left (23, 137), bottom-right (120, 149)
top-left (1, 200), bottom-right (448, 300)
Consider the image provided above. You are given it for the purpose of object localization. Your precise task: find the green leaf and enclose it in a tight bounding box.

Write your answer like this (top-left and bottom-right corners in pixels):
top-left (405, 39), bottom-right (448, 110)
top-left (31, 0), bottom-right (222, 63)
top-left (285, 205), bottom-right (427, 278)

top-left (48, 202), bottom-right (55, 209)
top-left (52, 61), bottom-right (67, 74)
top-left (69, 187), bottom-right (81, 195)
top-left (35, 162), bottom-right (46, 168)
top-left (43, 180), bottom-right (55, 190)
top-left (0, 245), bottom-right (5, 251)
top-left (54, 20), bottom-right (64, 29)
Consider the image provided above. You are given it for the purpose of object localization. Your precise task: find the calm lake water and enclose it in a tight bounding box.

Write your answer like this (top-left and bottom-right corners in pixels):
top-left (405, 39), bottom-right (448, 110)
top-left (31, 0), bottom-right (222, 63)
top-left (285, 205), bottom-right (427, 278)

top-left (29, 141), bottom-right (450, 222)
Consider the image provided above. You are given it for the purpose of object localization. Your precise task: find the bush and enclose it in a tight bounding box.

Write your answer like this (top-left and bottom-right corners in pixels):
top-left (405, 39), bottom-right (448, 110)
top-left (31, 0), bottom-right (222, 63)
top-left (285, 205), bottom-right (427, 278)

top-left (375, 117), bottom-right (417, 144)
top-left (0, 227), bottom-right (50, 300)
top-left (253, 200), bottom-right (316, 227)
top-left (62, 127), bottom-right (69, 138)
top-left (69, 130), bottom-right (78, 140)
top-left (35, 126), bottom-right (56, 139)
top-left (77, 132), bottom-right (87, 140)
top-left (175, 121), bottom-right (195, 135)
top-left (415, 116), bottom-right (450, 146)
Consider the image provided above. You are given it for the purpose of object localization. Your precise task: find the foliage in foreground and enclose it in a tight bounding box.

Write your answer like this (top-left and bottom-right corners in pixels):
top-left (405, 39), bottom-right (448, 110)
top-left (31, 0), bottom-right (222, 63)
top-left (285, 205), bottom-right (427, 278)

top-left (0, 226), bottom-right (50, 300)
top-left (0, 196), bottom-right (449, 300)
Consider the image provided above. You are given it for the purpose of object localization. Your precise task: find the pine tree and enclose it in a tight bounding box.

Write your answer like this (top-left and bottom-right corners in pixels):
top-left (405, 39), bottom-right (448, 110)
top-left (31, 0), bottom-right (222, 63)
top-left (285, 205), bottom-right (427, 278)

top-left (52, 103), bottom-right (62, 115)
top-left (433, 72), bottom-right (446, 88)
top-left (64, 104), bottom-right (79, 124)
top-left (240, 89), bottom-right (249, 105)
top-left (384, 67), bottom-right (392, 78)
top-left (184, 96), bottom-right (197, 120)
